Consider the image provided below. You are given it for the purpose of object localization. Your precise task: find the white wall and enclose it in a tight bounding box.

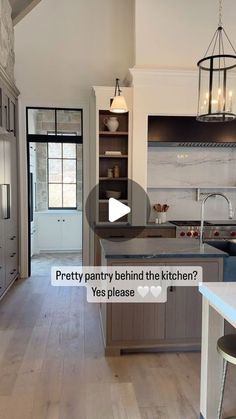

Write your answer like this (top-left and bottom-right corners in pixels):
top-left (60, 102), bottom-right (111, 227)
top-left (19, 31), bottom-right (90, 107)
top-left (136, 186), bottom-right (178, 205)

top-left (14, 0), bottom-right (134, 276)
top-left (135, 0), bottom-right (236, 69)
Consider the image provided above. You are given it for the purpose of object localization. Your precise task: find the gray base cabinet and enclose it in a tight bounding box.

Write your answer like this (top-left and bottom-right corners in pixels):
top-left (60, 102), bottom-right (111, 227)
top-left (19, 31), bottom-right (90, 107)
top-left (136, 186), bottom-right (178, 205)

top-left (100, 257), bottom-right (223, 355)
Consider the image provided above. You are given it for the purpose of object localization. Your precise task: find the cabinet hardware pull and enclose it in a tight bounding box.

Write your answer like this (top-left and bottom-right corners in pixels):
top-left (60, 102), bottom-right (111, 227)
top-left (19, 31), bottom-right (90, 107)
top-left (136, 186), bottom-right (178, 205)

top-left (169, 286), bottom-right (175, 292)
top-left (147, 235), bottom-right (162, 238)
top-left (1, 184), bottom-right (10, 219)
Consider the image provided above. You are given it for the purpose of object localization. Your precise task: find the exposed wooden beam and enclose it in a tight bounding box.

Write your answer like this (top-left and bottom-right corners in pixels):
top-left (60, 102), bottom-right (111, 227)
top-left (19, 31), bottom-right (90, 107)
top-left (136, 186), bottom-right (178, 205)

top-left (9, 0), bottom-right (42, 25)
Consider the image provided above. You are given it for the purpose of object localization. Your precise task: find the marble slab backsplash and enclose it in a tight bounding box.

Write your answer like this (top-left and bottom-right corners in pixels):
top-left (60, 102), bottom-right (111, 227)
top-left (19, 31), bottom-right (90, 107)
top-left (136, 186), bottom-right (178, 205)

top-left (147, 147), bottom-right (236, 221)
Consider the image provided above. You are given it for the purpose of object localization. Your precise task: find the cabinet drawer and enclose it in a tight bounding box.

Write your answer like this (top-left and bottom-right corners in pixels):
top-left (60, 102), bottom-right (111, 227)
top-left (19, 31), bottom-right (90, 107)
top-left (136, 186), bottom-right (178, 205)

top-left (7, 234), bottom-right (17, 253)
top-left (96, 228), bottom-right (144, 239)
top-left (0, 266), bottom-right (4, 296)
top-left (0, 278), bottom-right (4, 296)
top-left (5, 268), bottom-right (17, 288)
top-left (142, 228), bottom-right (176, 238)
top-left (6, 248), bottom-right (18, 279)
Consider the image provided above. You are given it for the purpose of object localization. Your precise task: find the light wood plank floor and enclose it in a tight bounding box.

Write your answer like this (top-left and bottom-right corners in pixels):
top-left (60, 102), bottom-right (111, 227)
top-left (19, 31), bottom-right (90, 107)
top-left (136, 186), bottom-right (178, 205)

top-left (0, 257), bottom-right (236, 418)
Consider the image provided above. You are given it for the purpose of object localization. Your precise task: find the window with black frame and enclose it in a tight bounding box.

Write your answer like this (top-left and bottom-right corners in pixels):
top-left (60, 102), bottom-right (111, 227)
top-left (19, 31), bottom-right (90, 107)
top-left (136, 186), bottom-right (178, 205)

top-left (26, 107), bottom-right (83, 211)
top-left (47, 143), bottom-right (77, 209)
top-left (27, 108), bottom-right (83, 142)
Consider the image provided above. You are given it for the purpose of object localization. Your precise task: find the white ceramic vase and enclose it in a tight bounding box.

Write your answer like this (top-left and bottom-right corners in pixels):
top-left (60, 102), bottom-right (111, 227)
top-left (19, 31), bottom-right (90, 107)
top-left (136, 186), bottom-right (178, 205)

top-left (155, 212), bottom-right (167, 224)
top-left (104, 116), bottom-right (119, 132)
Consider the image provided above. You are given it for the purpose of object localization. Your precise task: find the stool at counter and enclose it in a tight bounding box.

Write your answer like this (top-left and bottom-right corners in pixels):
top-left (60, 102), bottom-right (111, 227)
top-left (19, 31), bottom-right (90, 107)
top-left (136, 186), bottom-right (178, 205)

top-left (217, 334), bottom-right (236, 419)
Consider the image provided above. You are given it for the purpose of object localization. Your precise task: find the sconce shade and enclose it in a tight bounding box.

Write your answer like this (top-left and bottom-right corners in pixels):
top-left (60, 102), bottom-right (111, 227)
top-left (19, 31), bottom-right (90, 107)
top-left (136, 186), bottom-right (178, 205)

top-left (110, 95), bottom-right (128, 113)
top-left (110, 78), bottom-right (128, 113)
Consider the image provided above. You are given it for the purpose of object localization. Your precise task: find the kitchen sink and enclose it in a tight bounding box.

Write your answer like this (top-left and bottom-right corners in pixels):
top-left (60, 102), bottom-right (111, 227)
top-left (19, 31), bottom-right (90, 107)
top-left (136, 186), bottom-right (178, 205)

top-left (206, 240), bottom-right (236, 282)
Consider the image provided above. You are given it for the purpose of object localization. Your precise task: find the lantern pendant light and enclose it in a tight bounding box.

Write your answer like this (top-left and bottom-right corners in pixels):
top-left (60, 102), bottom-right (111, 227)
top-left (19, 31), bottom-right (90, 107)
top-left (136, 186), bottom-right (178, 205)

top-left (197, 0), bottom-right (236, 122)
top-left (110, 78), bottom-right (128, 113)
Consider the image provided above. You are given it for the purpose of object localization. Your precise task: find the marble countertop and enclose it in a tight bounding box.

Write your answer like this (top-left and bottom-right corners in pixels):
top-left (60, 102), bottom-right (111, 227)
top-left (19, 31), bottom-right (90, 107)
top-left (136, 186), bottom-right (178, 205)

top-left (199, 282), bottom-right (236, 327)
top-left (101, 238), bottom-right (227, 259)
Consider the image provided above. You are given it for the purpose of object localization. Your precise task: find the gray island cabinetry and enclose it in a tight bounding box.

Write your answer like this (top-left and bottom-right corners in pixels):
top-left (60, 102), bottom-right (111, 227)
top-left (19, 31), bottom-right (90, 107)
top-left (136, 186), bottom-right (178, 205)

top-left (100, 238), bottom-right (225, 355)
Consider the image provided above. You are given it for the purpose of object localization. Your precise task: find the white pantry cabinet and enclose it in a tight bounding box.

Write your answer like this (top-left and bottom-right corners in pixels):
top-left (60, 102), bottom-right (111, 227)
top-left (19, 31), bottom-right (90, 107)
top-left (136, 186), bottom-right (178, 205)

top-left (36, 211), bottom-right (82, 252)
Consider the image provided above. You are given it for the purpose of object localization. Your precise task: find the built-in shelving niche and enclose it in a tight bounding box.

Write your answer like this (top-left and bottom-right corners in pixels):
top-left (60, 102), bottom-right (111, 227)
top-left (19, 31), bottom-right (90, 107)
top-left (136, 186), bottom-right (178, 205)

top-left (98, 110), bottom-right (129, 223)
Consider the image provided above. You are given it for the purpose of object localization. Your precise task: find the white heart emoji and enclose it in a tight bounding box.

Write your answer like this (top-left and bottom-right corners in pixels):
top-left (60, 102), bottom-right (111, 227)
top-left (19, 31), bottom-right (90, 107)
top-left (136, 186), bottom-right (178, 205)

top-left (150, 286), bottom-right (162, 298)
top-left (137, 286), bottom-right (149, 298)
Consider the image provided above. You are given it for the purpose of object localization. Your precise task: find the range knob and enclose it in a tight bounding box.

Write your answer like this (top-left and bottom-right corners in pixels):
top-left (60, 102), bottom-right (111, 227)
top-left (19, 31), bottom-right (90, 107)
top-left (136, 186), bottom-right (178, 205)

top-left (214, 231), bottom-right (220, 237)
top-left (180, 232), bottom-right (185, 237)
top-left (231, 231), bottom-right (236, 237)
top-left (193, 231), bottom-right (199, 237)
top-left (187, 231), bottom-right (192, 237)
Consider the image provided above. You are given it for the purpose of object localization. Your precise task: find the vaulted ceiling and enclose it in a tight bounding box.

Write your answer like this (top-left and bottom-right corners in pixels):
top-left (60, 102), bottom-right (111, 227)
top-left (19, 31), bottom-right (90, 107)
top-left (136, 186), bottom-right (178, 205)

top-left (9, 0), bottom-right (42, 25)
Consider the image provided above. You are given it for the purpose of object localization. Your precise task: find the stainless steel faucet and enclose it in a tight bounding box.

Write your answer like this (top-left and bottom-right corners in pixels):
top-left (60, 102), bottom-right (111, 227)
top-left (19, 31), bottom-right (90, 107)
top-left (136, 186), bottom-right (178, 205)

top-left (200, 193), bottom-right (234, 247)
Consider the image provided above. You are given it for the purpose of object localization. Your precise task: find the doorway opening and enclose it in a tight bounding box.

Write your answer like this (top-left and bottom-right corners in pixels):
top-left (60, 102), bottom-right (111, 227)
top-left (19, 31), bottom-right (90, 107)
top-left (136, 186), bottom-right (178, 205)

top-left (26, 107), bottom-right (83, 276)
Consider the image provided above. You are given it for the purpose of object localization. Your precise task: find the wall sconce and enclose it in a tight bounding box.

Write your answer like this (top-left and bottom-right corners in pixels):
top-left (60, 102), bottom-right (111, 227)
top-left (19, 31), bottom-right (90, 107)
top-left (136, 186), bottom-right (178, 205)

top-left (110, 78), bottom-right (128, 113)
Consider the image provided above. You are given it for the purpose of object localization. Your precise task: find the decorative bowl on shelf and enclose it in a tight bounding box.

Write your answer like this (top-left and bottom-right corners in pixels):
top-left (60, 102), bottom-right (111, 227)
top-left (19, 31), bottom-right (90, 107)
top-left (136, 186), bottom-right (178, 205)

top-left (105, 190), bottom-right (121, 199)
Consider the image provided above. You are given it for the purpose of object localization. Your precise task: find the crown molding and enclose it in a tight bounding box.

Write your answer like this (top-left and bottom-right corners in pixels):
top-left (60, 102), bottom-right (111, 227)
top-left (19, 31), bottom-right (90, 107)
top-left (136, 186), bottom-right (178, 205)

top-left (129, 67), bottom-right (198, 86)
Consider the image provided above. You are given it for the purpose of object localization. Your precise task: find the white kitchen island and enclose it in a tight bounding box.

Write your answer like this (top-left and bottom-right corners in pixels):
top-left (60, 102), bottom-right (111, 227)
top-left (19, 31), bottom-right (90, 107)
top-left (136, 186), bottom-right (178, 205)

top-left (199, 282), bottom-right (236, 419)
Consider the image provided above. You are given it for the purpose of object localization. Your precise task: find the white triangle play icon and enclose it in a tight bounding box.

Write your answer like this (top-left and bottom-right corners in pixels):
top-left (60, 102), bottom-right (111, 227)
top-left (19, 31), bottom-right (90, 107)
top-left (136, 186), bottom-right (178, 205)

top-left (108, 198), bottom-right (131, 222)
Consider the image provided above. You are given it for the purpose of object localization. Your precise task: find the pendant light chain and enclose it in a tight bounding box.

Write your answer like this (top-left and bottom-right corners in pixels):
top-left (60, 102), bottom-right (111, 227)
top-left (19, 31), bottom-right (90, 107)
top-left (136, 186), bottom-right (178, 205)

top-left (218, 0), bottom-right (223, 27)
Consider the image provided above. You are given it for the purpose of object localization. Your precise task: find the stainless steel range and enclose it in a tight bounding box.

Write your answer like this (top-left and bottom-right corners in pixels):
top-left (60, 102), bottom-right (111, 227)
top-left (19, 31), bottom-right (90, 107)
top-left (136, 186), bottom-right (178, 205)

top-left (171, 220), bottom-right (236, 239)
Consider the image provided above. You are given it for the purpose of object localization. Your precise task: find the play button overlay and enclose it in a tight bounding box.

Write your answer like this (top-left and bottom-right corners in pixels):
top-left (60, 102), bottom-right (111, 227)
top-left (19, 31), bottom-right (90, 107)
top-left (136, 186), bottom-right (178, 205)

top-left (109, 198), bottom-right (131, 222)
top-left (85, 179), bottom-right (151, 241)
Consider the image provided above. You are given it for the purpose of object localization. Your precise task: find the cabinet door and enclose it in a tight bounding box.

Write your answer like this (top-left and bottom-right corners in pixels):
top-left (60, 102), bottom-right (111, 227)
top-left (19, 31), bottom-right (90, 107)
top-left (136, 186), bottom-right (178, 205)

top-left (110, 303), bottom-right (165, 343)
top-left (0, 137), bottom-right (5, 293)
top-left (37, 215), bottom-right (63, 251)
top-left (0, 86), bottom-right (3, 128)
top-left (165, 287), bottom-right (202, 341)
top-left (165, 260), bottom-right (222, 341)
top-left (0, 238), bottom-right (5, 295)
top-left (9, 97), bottom-right (16, 136)
top-left (1, 89), bottom-right (16, 135)
top-left (61, 213), bottom-right (82, 250)
top-left (4, 136), bottom-right (18, 237)
top-left (2, 91), bottom-right (10, 132)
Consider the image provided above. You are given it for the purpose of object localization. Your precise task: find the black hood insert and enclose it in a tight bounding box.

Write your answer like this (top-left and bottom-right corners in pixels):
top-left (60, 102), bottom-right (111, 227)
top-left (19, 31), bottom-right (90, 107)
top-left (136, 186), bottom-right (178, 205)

top-left (148, 115), bottom-right (236, 146)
